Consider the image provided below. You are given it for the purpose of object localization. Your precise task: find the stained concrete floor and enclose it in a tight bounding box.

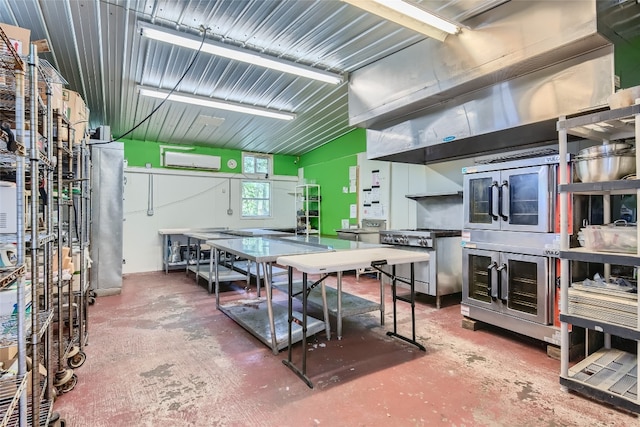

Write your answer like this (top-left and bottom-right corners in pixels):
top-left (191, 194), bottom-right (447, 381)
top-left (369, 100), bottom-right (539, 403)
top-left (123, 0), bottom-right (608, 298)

top-left (54, 270), bottom-right (638, 426)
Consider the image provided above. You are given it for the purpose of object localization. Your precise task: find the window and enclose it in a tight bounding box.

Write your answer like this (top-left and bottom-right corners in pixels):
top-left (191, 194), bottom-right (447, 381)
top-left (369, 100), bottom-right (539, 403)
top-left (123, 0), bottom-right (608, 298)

top-left (241, 181), bottom-right (271, 218)
top-left (242, 152), bottom-right (272, 176)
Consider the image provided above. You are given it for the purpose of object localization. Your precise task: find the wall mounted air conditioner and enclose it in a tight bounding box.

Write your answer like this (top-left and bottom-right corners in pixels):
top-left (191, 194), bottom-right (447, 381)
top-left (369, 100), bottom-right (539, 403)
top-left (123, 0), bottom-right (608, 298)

top-left (164, 151), bottom-right (221, 170)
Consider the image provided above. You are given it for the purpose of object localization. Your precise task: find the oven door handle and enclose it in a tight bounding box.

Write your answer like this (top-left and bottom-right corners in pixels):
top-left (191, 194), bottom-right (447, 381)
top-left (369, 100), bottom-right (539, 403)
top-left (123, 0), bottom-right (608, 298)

top-left (489, 181), bottom-right (499, 221)
top-left (487, 262), bottom-right (498, 300)
top-left (498, 180), bottom-right (509, 221)
top-left (496, 263), bottom-right (507, 303)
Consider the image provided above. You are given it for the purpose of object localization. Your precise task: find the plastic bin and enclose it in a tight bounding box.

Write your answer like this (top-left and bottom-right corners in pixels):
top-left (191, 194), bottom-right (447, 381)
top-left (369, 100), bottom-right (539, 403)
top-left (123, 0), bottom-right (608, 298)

top-left (580, 222), bottom-right (637, 253)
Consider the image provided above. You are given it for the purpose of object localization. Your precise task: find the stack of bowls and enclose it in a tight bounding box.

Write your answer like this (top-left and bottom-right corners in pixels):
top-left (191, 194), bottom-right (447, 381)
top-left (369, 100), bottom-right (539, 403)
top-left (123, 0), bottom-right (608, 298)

top-left (575, 142), bottom-right (635, 183)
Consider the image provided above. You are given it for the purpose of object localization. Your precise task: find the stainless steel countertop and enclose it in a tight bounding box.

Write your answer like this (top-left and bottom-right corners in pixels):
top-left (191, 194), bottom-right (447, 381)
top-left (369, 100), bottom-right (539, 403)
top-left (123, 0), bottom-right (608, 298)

top-left (335, 229), bottom-right (381, 234)
top-left (206, 237), bottom-right (332, 262)
top-left (158, 227), bottom-right (227, 235)
top-left (183, 231), bottom-right (236, 241)
top-left (225, 228), bottom-right (295, 237)
top-left (280, 235), bottom-right (388, 250)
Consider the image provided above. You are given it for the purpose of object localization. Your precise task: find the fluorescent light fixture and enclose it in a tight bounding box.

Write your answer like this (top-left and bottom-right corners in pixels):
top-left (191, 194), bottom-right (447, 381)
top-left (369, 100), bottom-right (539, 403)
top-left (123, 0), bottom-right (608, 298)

top-left (343, 0), bottom-right (460, 42)
top-left (138, 86), bottom-right (296, 121)
top-left (139, 23), bottom-right (343, 85)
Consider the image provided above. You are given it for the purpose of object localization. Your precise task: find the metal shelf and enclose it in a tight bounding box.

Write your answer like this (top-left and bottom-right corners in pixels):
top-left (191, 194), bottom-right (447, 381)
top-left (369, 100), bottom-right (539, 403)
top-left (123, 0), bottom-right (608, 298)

top-left (0, 28), bottom-right (60, 424)
top-left (0, 265), bottom-right (25, 290)
top-left (559, 179), bottom-right (640, 195)
top-left (557, 104), bottom-right (640, 140)
top-left (559, 248), bottom-right (640, 266)
top-left (218, 298), bottom-right (326, 352)
top-left (273, 281), bottom-right (381, 330)
top-left (561, 348), bottom-right (638, 413)
top-left (560, 314), bottom-right (640, 341)
top-left (4, 399), bottom-right (53, 427)
top-left (0, 374), bottom-right (28, 427)
top-left (558, 101), bottom-right (640, 414)
top-left (296, 184), bottom-right (321, 238)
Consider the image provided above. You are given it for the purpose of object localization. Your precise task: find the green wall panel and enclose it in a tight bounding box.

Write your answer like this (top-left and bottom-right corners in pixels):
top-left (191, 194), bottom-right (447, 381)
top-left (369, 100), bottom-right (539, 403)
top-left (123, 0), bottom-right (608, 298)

top-left (273, 153), bottom-right (298, 176)
top-left (299, 129), bottom-right (366, 236)
top-left (615, 35), bottom-right (640, 89)
top-left (299, 128), bottom-right (366, 168)
top-left (122, 139), bottom-right (297, 175)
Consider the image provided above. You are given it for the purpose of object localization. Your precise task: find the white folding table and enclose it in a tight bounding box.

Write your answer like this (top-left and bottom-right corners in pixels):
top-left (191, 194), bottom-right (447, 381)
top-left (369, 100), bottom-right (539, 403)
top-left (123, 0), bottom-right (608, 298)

top-left (276, 247), bottom-right (430, 388)
top-left (277, 235), bottom-right (391, 339)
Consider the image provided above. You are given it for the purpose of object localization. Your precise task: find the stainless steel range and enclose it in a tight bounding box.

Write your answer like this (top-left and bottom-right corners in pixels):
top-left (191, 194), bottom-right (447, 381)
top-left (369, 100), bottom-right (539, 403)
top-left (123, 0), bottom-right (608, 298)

top-left (379, 228), bottom-right (462, 308)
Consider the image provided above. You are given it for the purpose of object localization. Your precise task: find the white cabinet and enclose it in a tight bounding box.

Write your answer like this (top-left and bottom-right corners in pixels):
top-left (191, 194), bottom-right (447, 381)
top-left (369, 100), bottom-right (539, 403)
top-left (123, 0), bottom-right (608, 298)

top-left (295, 184), bottom-right (320, 236)
top-left (558, 103), bottom-right (640, 413)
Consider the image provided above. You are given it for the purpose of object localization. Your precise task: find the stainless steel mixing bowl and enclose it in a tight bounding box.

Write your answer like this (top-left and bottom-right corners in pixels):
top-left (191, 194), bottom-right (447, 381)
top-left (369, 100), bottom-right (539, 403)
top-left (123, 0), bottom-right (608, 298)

top-left (575, 151), bottom-right (636, 182)
top-left (578, 142), bottom-right (632, 157)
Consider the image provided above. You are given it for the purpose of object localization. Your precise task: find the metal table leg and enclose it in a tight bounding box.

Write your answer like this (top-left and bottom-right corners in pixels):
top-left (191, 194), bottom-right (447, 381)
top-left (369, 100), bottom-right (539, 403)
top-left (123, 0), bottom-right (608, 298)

top-left (263, 261), bottom-right (279, 355)
top-left (212, 249), bottom-right (219, 299)
top-left (163, 234), bottom-right (169, 274)
top-left (320, 280), bottom-right (330, 340)
top-left (337, 271), bottom-right (343, 340)
top-left (283, 269), bottom-right (314, 388)
top-left (380, 273), bottom-right (385, 326)
top-left (185, 236), bottom-right (191, 276)
top-left (383, 262), bottom-right (425, 351)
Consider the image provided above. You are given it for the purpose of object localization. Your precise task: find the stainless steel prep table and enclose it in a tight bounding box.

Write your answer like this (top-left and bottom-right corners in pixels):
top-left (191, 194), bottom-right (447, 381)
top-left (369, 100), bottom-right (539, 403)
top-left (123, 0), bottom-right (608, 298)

top-left (182, 231), bottom-right (248, 292)
top-left (206, 237), bottom-right (334, 354)
top-left (276, 247), bottom-right (431, 388)
top-left (277, 235), bottom-right (391, 339)
top-left (222, 229), bottom-right (293, 291)
top-left (158, 227), bottom-right (227, 274)
top-left (224, 228), bottom-right (294, 237)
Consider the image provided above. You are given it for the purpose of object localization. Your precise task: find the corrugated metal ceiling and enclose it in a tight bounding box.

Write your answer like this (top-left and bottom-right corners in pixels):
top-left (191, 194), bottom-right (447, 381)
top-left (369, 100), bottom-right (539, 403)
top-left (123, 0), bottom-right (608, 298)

top-left (0, 0), bottom-right (509, 155)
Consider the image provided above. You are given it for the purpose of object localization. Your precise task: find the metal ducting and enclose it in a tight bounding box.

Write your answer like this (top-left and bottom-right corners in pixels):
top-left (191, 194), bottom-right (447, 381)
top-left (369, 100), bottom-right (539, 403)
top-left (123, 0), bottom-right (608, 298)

top-left (349, 0), bottom-right (622, 164)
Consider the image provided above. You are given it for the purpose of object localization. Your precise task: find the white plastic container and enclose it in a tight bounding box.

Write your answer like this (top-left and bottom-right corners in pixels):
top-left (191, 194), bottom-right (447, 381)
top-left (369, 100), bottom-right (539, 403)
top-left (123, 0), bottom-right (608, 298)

top-left (581, 222), bottom-right (637, 253)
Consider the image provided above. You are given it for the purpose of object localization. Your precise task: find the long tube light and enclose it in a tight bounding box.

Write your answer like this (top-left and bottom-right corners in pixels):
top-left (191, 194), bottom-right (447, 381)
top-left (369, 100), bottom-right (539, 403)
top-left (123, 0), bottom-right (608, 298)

top-left (343, 0), bottom-right (460, 42)
top-left (138, 86), bottom-right (296, 121)
top-left (139, 23), bottom-right (343, 85)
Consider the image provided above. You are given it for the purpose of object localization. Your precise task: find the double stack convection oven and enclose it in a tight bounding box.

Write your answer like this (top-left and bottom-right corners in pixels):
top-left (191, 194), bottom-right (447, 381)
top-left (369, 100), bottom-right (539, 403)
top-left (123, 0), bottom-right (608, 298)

top-left (461, 154), bottom-right (568, 344)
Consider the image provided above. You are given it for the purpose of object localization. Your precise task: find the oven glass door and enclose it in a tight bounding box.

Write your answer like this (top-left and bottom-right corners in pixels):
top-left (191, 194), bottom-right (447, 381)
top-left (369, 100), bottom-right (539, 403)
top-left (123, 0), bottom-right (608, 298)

top-left (499, 165), bottom-right (552, 233)
top-left (463, 171), bottom-right (501, 230)
top-left (462, 248), bottom-right (500, 310)
top-left (499, 252), bottom-right (551, 324)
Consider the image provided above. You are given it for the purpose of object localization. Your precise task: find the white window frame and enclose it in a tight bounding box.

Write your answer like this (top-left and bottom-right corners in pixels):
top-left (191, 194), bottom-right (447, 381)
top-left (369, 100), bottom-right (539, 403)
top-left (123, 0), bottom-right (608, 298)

top-left (242, 152), bottom-right (273, 177)
top-left (241, 180), bottom-right (272, 218)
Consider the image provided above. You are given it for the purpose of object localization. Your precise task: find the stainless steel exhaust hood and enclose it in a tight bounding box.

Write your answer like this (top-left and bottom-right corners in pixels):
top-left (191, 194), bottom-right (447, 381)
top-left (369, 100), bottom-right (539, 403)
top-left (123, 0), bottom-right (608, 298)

top-left (366, 46), bottom-right (614, 164)
top-left (349, 0), bottom-right (618, 164)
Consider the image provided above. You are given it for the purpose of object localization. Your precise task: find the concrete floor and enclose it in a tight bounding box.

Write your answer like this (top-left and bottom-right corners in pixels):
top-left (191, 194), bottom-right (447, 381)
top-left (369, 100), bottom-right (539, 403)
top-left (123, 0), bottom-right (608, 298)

top-left (54, 270), bottom-right (637, 426)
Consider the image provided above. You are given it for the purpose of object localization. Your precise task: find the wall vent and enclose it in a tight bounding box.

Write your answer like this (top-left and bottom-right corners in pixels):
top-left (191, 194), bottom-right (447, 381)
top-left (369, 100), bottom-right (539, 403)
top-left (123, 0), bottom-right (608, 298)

top-left (164, 151), bottom-right (221, 170)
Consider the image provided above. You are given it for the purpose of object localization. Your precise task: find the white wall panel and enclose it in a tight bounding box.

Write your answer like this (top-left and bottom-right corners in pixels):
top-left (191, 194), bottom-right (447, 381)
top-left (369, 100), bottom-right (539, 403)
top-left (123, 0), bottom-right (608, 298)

top-left (123, 168), bottom-right (296, 273)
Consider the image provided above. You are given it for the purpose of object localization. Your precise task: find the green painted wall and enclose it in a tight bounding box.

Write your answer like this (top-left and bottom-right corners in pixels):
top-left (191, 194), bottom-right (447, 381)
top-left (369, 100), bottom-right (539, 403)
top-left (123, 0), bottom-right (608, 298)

top-left (299, 129), bottom-right (366, 236)
top-left (122, 139), bottom-right (297, 175)
top-left (615, 35), bottom-right (640, 89)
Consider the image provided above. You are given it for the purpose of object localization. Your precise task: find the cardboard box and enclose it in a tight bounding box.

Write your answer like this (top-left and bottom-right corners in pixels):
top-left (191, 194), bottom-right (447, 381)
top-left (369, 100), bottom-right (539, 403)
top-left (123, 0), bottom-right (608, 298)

top-left (62, 89), bottom-right (88, 136)
top-left (0, 345), bottom-right (17, 365)
top-left (5, 356), bottom-right (47, 397)
top-left (0, 23), bottom-right (30, 55)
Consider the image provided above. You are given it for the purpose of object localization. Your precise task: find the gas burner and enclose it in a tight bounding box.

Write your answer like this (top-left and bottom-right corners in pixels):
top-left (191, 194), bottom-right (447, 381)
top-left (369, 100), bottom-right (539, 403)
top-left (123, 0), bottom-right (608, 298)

top-left (379, 229), bottom-right (462, 248)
